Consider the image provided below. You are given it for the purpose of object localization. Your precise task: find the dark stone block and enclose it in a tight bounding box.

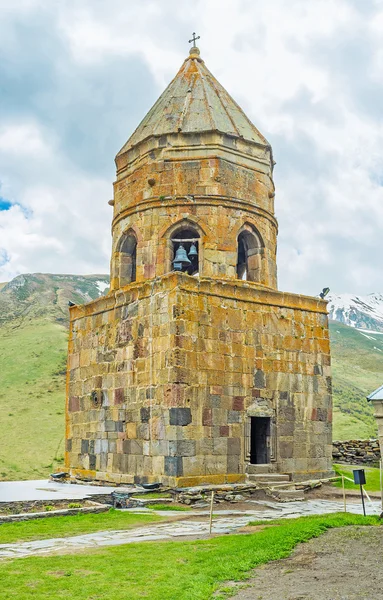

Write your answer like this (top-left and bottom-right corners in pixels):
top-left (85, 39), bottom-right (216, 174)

top-left (279, 441), bottom-right (293, 458)
top-left (94, 376), bottom-right (103, 388)
top-left (68, 397), bottom-right (80, 412)
top-left (209, 394), bottom-right (221, 407)
top-left (228, 437), bottom-right (241, 455)
top-left (169, 407), bottom-right (192, 426)
top-left (105, 420), bottom-right (116, 432)
top-left (130, 440), bottom-right (143, 455)
top-left (227, 410), bottom-right (241, 423)
top-left (233, 396), bottom-right (244, 411)
top-left (254, 369), bottom-right (265, 388)
top-left (317, 408), bottom-right (327, 422)
top-left (280, 407), bottom-right (295, 421)
top-left (89, 440), bottom-right (95, 454)
top-left (202, 408), bottom-right (212, 426)
top-left (123, 440), bottom-right (131, 454)
top-left (81, 439), bottom-right (89, 454)
top-left (100, 452), bottom-right (108, 471)
top-left (89, 454), bottom-right (96, 470)
top-left (278, 422), bottom-right (295, 436)
top-left (141, 407), bottom-right (150, 423)
top-left (138, 323), bottom-right (144, 338)
top-left (164, 456), bottom-right (183, 477)
top-left (65, 438), bottom-right (72, 452)
top-left (169, 440), bottom-right (196, 457)
top-left (116, 420), bottom-right (125, 432)
top-left (115, 388), bottom-right (125, 405)
top-left (220, 425), bottom-right (230, 437)
top-left (137, 423), bottom-right (150, 440)
top-left (279, 391), bottom-right (289, 400)
top-left (120, 454), bottom-right (129, 472)
top-left (113, 453), bottom-right (122, 471)
top-left (227, 455), bottom-right (240, 473)
top-left (314, 364), bottom-right (323, 375)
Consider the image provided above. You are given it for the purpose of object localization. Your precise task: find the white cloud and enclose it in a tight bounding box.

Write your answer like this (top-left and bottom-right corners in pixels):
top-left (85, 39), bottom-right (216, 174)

top-left (0, 0), bottom-right (382, 296)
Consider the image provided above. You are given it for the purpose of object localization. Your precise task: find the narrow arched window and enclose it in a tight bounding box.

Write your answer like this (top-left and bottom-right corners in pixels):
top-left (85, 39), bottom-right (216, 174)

top-left (118, 232), bottom-right (137, 286)
top-left (236, 227), bottom-right (263, 282)
top-left (171, 227), bottom-right (200, 275)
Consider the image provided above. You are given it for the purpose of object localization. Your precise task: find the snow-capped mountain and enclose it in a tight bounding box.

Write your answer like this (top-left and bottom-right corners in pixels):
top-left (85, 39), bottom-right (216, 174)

top-left (327, 293), bottom-right (383, 332)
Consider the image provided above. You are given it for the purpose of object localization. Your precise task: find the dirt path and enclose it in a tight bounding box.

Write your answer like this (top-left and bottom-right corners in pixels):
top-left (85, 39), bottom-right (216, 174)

top-left (232, 526), bottom-right (383, 600)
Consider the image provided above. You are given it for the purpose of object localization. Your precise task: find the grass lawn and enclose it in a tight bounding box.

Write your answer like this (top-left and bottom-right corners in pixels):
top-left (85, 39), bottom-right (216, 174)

top-left (0, 513), bottom-right (380, 600)
top-left (0, 319), bottom-right (68, 480)
top-left (131, 492), bottom-right (172, 499)
top-left (0, 509), bottom-right (163, 545)
top-left (147, 503), bottom-right (191, 511)
top-left (333, 464), bottom-right (382, 493)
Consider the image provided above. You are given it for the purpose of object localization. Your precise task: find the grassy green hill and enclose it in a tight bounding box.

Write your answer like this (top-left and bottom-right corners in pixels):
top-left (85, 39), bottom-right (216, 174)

top-left (330, 320), bottom-right (382, 440)
top-left (0, 320), bottom-right (67, 480)
top-left (0, 275), bottom-right (382, 480)
top-left (0, 274), bottom-right (109, 480)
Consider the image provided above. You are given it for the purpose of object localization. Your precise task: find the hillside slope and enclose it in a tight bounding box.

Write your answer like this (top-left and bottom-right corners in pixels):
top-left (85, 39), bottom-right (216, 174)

top-left (330, 320), bottom-right (382, 439)
top-left (0, 274), bottom-right (109, 480)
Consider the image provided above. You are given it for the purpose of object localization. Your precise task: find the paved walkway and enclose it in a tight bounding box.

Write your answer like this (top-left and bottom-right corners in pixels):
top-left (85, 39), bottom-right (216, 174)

top-left (0, 498), bottom-right (381, 560)
top-left (0, 479), bottom-right (119, 502)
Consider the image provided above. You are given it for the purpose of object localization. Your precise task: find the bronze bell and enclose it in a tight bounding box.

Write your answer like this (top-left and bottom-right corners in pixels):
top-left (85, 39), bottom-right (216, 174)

top-left (188, 243), bottom-right (198, 257)
top-left (173, 244), bottom-right (191, 271)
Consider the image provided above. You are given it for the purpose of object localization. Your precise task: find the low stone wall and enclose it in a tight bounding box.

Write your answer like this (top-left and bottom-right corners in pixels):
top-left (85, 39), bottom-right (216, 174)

top-left (0, 505), bottom-right (108, 524)
top-left (332, 439), bottom-right (381, 465)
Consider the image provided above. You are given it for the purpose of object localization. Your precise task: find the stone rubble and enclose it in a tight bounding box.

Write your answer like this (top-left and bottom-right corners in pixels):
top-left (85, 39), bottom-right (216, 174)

top-left (332, 439), bottom-right (380, 465)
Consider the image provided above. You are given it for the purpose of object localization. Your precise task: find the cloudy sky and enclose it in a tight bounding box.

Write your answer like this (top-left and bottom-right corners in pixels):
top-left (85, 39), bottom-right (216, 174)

top-left (0, 0), bottom-right (382, 296)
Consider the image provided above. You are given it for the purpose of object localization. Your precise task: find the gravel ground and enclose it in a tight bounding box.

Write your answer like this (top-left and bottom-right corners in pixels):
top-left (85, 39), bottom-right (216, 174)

top-left (232, 526), bottom-right (383, 600)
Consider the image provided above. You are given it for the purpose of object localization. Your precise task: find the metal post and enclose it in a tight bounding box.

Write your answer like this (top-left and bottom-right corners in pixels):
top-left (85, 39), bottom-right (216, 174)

top-left (209, 491), bottom-right (214, 535)
top-left (360, 483), bottom-right (366, 516)
top-left (342, 475), bottom-right (347, 512)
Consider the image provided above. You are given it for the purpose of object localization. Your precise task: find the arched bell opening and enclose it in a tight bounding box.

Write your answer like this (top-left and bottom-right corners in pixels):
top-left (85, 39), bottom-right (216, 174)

top-left (171, 227), bottom-right (200, 275)
top-left (116, 231), bottom-right (137, 287)
top-left (236, 226), bottom-right (263, 283)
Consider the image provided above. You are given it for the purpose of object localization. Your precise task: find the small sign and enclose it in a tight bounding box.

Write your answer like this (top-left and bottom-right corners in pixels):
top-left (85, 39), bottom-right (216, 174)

top-left (353, 469), bottom-right (366, 485)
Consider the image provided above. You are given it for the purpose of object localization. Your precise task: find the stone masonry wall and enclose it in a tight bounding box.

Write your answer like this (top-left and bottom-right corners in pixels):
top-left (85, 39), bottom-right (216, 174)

top-left (332, 439), bottom-right (381, 465)
top-left (66, 273), bottom-right (332, 486)
top-left (166, 276), bottom-right (332, 483)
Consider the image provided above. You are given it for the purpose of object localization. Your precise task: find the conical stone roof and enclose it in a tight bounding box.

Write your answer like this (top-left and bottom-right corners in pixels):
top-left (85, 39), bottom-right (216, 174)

top-left (117, 47), bottom-right (269, 156)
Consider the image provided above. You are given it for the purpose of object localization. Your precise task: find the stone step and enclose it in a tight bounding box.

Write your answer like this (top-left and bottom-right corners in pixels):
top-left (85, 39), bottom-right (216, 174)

top-left (270, 489), bottom-right (305, 502)
top-left (246, 464), bottom-right (276, 475)
top-left (247, 473), bottom-right (290, 483)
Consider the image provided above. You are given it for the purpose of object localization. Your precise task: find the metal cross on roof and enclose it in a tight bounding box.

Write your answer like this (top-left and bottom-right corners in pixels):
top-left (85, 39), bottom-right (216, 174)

top-left (188, 32), bottom-right (200, 47)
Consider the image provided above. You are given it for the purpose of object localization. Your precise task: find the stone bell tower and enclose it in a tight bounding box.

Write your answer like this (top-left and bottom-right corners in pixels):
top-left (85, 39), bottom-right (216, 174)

top-left (110, 44), bottom-right (277, 291)
top-left (65, 45), bottom-right (332, 486)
